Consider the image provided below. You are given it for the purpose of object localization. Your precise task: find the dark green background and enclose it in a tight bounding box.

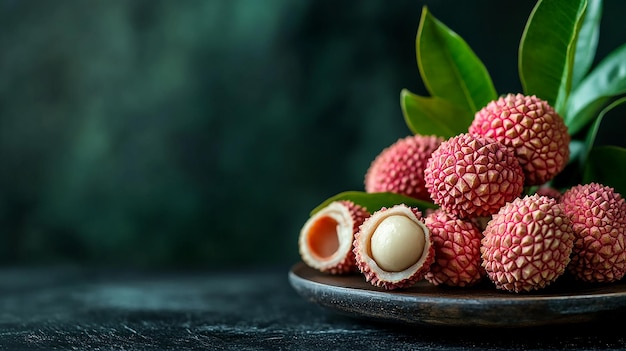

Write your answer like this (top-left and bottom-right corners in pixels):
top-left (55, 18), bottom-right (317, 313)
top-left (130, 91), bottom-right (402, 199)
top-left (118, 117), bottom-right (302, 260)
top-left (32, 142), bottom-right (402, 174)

top-left (1, 1), bottom-right (624, 268)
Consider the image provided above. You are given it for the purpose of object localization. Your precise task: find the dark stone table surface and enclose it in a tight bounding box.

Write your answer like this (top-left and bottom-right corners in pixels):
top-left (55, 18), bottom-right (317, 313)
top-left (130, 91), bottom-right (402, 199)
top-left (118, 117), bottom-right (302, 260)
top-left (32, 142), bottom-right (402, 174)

top-left (1, 263), bottom-right (626, 350)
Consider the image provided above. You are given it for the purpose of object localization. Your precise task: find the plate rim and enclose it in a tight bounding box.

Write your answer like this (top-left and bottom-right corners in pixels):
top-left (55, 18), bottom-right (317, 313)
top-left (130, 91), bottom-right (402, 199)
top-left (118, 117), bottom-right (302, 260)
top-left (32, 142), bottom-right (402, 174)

top-left (288, 261), bottom-right (626, 327)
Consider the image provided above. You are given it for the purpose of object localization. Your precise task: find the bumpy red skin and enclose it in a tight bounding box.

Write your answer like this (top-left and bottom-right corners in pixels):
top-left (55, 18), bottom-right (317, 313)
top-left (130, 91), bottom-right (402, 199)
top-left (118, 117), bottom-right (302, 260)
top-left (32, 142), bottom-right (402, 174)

top-left (353, 205), bottom-right (435, 290)
top-left (469, 93), bottom-right (570, 186)
top-left (334, 201), bottom-right (371, 274)
top-left (299, 200), bottom-right (370, 274)
top-left (424, 133), bottom-right (525, 219)
top-left (560, 183), bottom-right (626, 283)
top-left (365, 134), bottom-right (443, 202)
top-left (424, 210), bottom-right (485, 287)
top-left (481, 195), bottom-right (574, 293)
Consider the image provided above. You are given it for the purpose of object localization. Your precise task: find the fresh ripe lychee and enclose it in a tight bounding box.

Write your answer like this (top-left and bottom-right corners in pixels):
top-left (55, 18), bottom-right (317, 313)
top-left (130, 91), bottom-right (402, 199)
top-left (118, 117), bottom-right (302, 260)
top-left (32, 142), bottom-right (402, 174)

top-left (481, 195), bottom-right (574, 293)
top-left (424, 209), bottom-right (484, 287)
top-left (560, 183), bottom-right (626, 283)
top-left (424, 133), bottom-right (525, 218)
top-left (469, 93), bottom-right (570, 185)
top-left (299, 201), bottom-right (370, 274)
top-left (353, 204), bottom-right (434, 290)
top-left (365, 134), bottom-right (443, 201)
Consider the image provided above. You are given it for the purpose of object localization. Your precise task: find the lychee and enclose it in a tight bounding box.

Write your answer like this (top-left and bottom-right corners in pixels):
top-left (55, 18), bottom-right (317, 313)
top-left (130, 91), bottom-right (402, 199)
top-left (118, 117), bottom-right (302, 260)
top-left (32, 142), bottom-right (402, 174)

top-left (424, 209), bottom-right (484, 287)
top-left (559, 183), bottom-right (626, 283)
top-left (365, 134), bottom-right (443, 201)
top-left (469, 93), bottom-right (570, 185)
top-left (353, 204), bottom-right (434, 290)
top-left (299, 201), bottom-right (370, 274)
top-left (424, 133), bottom-right (525, 218)
top-left (481, 195), bottom-right (574, 293)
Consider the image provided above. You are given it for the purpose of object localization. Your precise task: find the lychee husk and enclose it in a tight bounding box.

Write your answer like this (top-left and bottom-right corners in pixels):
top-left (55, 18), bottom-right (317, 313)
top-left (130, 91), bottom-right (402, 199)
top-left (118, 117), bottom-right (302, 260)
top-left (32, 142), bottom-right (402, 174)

top-left (424, 133), bottom-right (525, 219)
top-left (299, 200), bottom-right (370, 274)
top-left (354, 204), bottom-right (435, 290)
top-left (560, 183), bottom-right (626, 283)
top-left (481, 195), bottom-right (574, 293)
top-left (364, 134), bottom-right (443, 202)
top-left (469, 93), bottom-right (570, 186)
top-left (424, 209), bottom-right (485, 287)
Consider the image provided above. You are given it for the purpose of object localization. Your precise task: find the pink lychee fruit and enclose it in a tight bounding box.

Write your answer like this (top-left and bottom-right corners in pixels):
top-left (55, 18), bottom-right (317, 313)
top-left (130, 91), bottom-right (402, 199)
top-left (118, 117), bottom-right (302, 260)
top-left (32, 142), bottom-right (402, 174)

top-left (481, 195), bottom-right (574, 293)
top-left (299, 200), bottom-right (370, 274)
top-left (469, 93), bottom-right (570, 185)
top-left (353, 204), bottom-right (435, 290)
top-left (424, 133), bottom-right (525, 218)
top-left (559, 183), bottom-right (626, 283)
top-left (424, 209), bottom-right (485, 287)
top-left (365, 134), bottom-right (443, 201)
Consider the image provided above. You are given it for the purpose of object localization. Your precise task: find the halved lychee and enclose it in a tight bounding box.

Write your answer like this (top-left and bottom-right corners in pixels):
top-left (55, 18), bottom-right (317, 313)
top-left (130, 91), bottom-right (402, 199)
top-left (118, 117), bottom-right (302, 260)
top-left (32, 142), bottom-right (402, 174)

top-left (424, 133), bottom-right (525, 218)
top-left (481, 195), bottom-right (574, 293)
top-left (424, 209), bottom-right (484, 287)
top-left (354, 204), bottom-right (434, 290)
top-left (560, 183), bottom-right (626, 283)
top-left (364, 134), bottom-right (443, 201)
top-left (469, 93), bottom-right (570, 185)
top-left (299, 201), bottom-right (370, 274)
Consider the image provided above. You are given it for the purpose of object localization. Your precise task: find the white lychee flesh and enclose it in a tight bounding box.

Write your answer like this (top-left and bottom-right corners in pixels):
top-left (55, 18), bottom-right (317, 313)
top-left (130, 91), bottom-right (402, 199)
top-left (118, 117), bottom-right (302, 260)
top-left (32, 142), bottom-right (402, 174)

top-left (370, 215), bottom-right (426, 272)
top-left (354, 204), bottom-right (435, 290)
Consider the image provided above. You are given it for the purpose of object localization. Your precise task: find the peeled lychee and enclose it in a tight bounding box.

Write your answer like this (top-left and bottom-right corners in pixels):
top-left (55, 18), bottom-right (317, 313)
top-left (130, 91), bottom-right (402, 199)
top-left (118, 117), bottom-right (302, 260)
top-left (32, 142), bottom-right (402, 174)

top-left (365, 134), bottom-right (443, 201)
top-left (299, 201), bottom-right (370, 274)
top-left (424, 133), bottom-right (525, 218)
top-left (469, 93), bottom-right (570, 185)
top-left (353, 204), bottom-right (434, 290)
top-left (424, 209), bottom-right (484, 287)
top-left (560, 183), bottom-right (626, 283)
top-left (481, 195), bottom-right (574, 293)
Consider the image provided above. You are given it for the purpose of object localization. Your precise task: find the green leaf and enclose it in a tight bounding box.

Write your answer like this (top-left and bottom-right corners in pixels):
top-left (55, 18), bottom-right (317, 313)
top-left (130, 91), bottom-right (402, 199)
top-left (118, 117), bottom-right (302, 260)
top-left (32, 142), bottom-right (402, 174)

top-left (582, 96), bottom-right (626, 164)
top-left (566, 43), bottom-right (626, 135)
top-left (416, 6), bottom-right (497, 113)
top-left (400, 89), bottom-right (473, 138)
top-left (571, 0), bottom-right (602, 89)
top-left (519, 0), bottom-right (587, 113)
top-left (583, 146), bottom-right (626, 196)
top-left (310, 191), bottom-right (437, 216)
top-left (568, 139), bottom-right (586, 166)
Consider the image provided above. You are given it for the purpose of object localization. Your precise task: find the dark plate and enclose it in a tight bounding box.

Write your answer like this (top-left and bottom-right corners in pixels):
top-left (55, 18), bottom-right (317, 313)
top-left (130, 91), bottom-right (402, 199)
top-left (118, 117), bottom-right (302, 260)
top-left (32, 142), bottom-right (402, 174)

top-left (288, 261), bottom-right (626, 327)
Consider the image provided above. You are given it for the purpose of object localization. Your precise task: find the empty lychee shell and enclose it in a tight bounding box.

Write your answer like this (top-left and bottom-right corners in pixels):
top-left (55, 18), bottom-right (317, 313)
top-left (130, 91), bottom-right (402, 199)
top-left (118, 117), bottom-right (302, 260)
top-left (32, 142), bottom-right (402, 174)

top-left (354, 204), bottom-right (434, 290)
top-left (299, 201), bottom-right (370, 274)
top-left (364, 134), bottom-right (443, 202)
top-left (424, 209), bottom-right (484, 287)
top-left (481, 195), bottom-right (574, 293)
top-left (424, 133), bottom-right (525, 218)
top-left (560, 183), bottom-right (626, 283)
top-left (469, 93), bottom-right (570, 185)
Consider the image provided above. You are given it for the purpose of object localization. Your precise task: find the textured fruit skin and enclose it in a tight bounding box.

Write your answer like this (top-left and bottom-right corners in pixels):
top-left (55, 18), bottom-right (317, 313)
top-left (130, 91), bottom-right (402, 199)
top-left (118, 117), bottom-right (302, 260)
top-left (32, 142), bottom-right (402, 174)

top-left (481, 195), bottom-right (574, 293)
top-left (469, 93), bottom-right (570, 185)
top-left (424, 133), bottom-right (524, 218)
top-left (560, 183), bottom-right (626, 283)
top-left (354, 204), bottom-right (435, 290)
top-left (299, 201), bottom-right (370, 274)
top-left (424, 210), bottom-right (484, 287)
top-left (365, 134), bottom-right (443, 201)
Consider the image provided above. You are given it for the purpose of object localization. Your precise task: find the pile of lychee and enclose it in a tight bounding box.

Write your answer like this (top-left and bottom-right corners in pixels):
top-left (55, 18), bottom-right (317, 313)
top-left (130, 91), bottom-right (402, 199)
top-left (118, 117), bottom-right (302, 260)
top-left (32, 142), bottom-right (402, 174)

top-left (298, 93), bottom-right (626, 293)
